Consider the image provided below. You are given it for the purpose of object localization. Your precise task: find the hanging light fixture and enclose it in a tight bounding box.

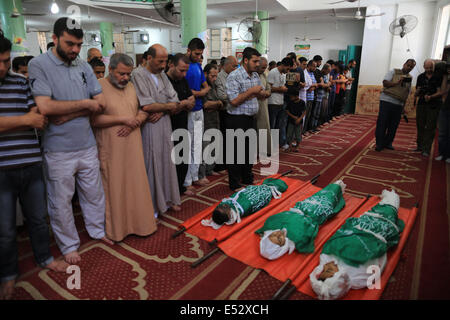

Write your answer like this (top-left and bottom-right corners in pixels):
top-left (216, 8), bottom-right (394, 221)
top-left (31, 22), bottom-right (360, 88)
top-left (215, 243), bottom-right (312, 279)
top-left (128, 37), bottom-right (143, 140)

top-left (51, 1), bottom-right (60, 14)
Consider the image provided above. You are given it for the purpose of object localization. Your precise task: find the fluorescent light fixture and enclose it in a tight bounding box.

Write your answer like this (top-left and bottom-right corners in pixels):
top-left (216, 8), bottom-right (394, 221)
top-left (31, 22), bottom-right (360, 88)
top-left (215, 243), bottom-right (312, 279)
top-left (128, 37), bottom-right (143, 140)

top-left (51, 2), bottom-right (59, 14)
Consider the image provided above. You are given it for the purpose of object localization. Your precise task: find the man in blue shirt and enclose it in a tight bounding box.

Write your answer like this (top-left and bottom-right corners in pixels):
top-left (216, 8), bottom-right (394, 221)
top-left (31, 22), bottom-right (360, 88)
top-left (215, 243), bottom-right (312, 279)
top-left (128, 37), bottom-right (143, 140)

top-left (184, 38), bottom-right (210, 193)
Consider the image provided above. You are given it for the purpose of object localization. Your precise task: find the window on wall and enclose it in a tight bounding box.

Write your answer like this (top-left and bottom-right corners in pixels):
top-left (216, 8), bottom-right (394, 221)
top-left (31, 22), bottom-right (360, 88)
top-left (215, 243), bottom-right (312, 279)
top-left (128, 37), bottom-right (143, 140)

top-left (446, 15), bottom-right (450, 46)
top-left (113, 33), bottom-right (125, 54)
top-left (221, 27), bottom-right (232, 58)
top-left (433, 4), bottom-right (450, 59)
top-left (208, 27), bottom-right (232, 59)
top-left (37, 32), bottom-right (47, 53)
top-left (209, 29), bottom-right (221, 59)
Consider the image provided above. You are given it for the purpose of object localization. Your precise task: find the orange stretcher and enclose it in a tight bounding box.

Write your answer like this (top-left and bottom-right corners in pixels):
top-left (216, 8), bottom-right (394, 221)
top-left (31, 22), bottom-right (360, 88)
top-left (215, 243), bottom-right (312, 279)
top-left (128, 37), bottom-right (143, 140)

top-left (178, 177), bottom-right (417, 299)
top-left (218, 186), bottom-right (370, 283)
top-left (176, 176), bottom-right (314, 244)
top-left (294, 203), bottom-right (418, 300)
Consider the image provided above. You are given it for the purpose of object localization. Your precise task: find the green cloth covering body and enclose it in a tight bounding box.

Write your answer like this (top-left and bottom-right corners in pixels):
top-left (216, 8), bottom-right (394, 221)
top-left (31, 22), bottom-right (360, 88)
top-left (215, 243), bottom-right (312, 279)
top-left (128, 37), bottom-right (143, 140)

top-left (255, 182), bottom-right (345, 253)
top-left (293, 183), bottom-right (345, 225)
top-left (322, 203), bottom-right (405, 267)
top-left (219, 178), bottom-right (288, 218)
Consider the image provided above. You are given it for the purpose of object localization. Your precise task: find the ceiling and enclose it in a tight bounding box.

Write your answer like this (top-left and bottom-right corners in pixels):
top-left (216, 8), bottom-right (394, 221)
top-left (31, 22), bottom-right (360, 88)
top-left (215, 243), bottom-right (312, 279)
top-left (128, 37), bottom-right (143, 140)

top-left (20, 0), bottom-right (433, 32)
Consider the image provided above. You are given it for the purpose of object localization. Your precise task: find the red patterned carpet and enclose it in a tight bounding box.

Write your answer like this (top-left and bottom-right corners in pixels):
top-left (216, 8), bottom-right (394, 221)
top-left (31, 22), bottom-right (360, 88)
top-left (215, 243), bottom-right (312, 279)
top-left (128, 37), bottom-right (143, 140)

top-left (11, 114), bottom-right (450, 300)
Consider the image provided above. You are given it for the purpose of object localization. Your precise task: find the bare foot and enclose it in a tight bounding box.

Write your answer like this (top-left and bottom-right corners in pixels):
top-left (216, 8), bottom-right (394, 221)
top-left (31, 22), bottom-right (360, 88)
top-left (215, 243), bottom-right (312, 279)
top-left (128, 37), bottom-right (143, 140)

top-left (185, 185), bottom-right (196, 195)
top-left (170, 205), bottom-right (181, 211)
top-left (0, 279), bottom-right (15, 300)
top-left (64, 251), bottom-right (81, 265)
top-left (100, 236), bottom-right (114, 246)
top-left (194, 178), bottom-right (210, 186)
top-left (235, 187), bottom-right (245, 192)
top-left (45, 259), bottom-right (70, 273)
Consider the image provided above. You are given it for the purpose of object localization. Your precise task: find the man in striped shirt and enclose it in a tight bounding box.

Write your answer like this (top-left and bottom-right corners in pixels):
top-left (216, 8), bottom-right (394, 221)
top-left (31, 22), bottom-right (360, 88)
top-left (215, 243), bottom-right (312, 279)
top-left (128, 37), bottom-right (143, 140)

top-left (305, 60), bottom-right (319, 134)
top-left (0, 32), bottom-right (69, 300)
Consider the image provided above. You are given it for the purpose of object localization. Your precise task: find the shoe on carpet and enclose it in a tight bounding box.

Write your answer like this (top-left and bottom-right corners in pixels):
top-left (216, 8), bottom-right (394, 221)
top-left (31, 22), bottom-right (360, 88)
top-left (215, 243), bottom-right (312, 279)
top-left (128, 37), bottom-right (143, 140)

top-left (446, 158), bottom-right (450, 164)
top-left (375, 146), bottom-right (383, 152)
top-left (435, 155), bottom-right (444, 161)
top-left (422, 152), bottom-right (430, 157)
top-left (413, 147), bottom-right (422, 152)
top-left (385, 145), bottom-right (395, 150)
top-left (281, 144), bottom-right (289, 150)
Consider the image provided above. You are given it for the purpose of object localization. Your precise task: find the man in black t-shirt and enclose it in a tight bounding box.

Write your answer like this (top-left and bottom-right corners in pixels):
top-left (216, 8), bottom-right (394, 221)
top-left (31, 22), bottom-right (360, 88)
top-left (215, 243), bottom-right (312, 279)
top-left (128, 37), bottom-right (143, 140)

top-left (414, 59), bottom-right (445, 156)
top-left (282, 53), bottom-right (306, 149)
top-left (286, 98), bottom-right (306, 152)
top-left (167, 53), bottom-right (196, 195)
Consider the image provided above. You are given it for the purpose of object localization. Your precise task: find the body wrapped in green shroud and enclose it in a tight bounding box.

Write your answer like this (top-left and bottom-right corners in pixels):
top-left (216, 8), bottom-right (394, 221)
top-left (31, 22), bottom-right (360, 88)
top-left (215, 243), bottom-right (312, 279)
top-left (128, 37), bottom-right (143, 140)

top-left (219, 178), bottom-right (288, 217)
top-left (256, 182), bottom-right (345, 253)
top-left (322, 202), bottom-right (405, 267)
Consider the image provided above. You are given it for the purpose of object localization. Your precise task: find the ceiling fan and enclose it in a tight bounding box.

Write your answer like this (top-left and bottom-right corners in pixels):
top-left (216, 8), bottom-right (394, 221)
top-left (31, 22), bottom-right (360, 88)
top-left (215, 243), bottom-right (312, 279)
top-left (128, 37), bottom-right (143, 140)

top-left (246, 0), bottom-right (276, 23)
top-left (328, 0), bottom-right (359, 4)
top-left (331, 0), bottom-right (385, 20)
top-left (296, 36), bottom-right (323, 42)
top-left (26, 27), bottom-right (51, 33)
top-left (296, 18), bottom-right (324, 42)
top-left (119, 15), bottom-right (141, 34)
top-left (153, 0), bottom-right (180, 25)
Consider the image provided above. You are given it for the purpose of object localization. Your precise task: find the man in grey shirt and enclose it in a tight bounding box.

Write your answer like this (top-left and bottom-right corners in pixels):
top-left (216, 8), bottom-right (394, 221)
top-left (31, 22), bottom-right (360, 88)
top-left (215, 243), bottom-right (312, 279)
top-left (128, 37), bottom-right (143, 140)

top-left (267, 57), bottom-right (290, 130)
top-left (215, 55), bottom-right (238, 172)
top-left (29, 17), bottom-right (113, 265)
top-left (375, 59), bottom-right (416, 151)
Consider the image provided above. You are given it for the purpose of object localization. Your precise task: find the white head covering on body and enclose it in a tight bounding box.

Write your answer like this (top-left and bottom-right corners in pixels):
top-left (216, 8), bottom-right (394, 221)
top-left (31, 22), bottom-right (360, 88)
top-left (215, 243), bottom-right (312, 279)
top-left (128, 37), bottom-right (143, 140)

top-left (309, 255), bottom-right (351, 300)
top-left (259, 228), bottom-right (295, 260)
top-left (378, 189), bottom-right (400, 210)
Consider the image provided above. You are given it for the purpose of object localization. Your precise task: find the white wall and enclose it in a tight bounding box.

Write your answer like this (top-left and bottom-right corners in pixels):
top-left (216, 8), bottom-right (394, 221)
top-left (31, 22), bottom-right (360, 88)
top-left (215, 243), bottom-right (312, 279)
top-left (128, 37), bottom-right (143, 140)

top-left (170, 29), bottom-right (183, 54)
top-left (268, 20), bottom-right (365, 63)
top-left (359, 0), bottom-right (438, 86)
top-left (359, 5), bottom-right (398, 85)
top-left (132, 26), bottom-right (173, 54)
top-left (23, 27), bottom-right (181, 62)
top-left (390, 1), bottom-right (437, 78)
top-left (223, 19), bottom-right (364, 63)
top-left (24, 32), bottom-right (42, 57)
